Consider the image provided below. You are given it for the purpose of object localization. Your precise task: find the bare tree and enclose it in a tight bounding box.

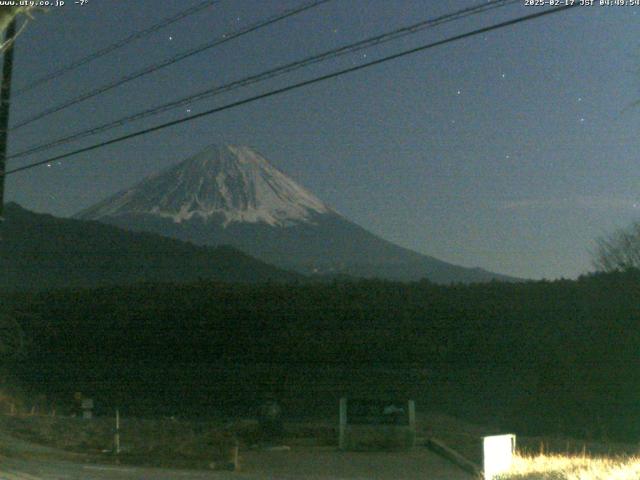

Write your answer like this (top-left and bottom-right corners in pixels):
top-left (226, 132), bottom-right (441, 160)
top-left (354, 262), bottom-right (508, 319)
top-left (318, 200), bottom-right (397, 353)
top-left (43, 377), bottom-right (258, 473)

top-left (593, 222), bottom-right (640, 272)
top-left (0, 6), bottom-right (39, 51)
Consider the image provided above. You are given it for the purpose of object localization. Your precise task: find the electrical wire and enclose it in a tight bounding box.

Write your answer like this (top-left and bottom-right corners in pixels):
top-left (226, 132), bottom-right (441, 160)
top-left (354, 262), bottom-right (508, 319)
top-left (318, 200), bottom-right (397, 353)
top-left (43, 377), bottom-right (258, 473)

top-left (14, 0), bottom-right (222, 96)
top-left (9, 0), bottom-right (518, 161)
top-left (11, 0), bottom-right (333, 130)
top-left (3, 4), bottom-right (578, 178)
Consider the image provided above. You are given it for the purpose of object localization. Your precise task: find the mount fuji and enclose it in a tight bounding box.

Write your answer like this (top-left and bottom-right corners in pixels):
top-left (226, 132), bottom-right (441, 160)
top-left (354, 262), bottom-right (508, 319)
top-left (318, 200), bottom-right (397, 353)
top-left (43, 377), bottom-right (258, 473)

top-left (76, 145), bottom-right (513, 283)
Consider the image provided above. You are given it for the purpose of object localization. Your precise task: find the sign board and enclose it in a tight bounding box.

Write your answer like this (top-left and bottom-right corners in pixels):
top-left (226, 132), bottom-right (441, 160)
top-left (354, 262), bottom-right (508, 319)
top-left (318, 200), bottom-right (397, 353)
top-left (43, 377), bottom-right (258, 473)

top-left (483, 434), bottom-right (516, 480)
top-left (81, 398), bottom-right (94, 420)
top-left (346, 399), bottom-right (410, 426)
top-left (339, 398), bottom-right (416, 450)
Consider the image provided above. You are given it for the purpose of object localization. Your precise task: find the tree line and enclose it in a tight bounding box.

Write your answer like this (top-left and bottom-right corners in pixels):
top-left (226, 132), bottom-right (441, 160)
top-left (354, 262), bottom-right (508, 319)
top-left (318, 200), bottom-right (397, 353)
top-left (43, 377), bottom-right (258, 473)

top-left (2, 269), bottom-right (640, 440)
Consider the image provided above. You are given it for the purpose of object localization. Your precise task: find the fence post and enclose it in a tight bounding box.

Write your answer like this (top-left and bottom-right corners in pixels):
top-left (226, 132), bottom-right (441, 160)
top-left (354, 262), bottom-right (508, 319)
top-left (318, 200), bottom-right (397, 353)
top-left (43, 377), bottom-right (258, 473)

top-left (339, 397), bottom-right (347, 450)
top-left (115, 408), bottom-right (121, 455)
top-left (408, 400), bottom-right (416, 448)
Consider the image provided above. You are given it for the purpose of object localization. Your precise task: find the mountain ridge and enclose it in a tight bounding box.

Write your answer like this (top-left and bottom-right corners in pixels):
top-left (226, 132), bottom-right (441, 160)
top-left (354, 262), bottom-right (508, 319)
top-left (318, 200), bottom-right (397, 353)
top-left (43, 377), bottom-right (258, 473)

top-left (1, 202), bottom-right (303, 291)
top-left (76, 144), bottom-right (517, 284)
top-left (76, 144), bottom-right (331, 227)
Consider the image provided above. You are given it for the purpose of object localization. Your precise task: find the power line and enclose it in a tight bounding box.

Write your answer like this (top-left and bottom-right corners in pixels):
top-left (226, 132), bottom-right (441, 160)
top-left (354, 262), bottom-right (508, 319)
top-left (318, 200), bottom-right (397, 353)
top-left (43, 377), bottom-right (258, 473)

top-left (14, 0), bottom-right (222, 96)
top-left (11, 0), bottom-right (333, 130)
top-left (10, 0), bottom-right (518, 161)
top-left (3, 4), bottom-right (578, 178)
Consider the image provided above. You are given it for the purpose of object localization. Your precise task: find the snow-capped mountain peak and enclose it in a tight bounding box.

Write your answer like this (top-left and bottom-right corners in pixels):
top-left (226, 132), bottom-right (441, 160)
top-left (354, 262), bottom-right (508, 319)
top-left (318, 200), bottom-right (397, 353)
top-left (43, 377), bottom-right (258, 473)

top-left (77, 145), bottom-right (331, 227)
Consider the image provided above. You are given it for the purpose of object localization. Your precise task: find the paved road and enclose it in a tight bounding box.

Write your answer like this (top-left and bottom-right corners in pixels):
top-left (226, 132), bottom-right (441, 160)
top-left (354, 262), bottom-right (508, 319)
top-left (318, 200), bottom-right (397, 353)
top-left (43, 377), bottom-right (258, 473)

top-left (0, 459), bottom-right (235, 480)
top-left (1, 447), bottom-right (472, 480)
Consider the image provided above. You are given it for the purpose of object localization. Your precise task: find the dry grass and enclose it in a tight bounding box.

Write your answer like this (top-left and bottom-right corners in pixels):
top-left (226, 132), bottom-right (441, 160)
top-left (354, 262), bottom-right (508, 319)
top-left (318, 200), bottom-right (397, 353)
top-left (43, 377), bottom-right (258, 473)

top-left (498, 453), bottom-right (640, 479)
top-left (0, 414), bottom-right (237, 468)
top-left (0, 414), bottom-right (339, 469)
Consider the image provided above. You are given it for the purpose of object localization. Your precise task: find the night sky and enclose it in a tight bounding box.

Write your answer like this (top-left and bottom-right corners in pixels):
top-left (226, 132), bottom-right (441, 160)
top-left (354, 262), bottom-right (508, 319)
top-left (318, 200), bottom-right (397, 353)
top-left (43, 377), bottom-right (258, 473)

top-left (4, 0), bottom-right (640, 280)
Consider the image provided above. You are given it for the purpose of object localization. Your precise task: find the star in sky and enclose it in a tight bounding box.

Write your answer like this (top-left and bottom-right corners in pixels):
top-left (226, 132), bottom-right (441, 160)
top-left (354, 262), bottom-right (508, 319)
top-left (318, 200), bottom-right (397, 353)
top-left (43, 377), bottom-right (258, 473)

top-left (11, 0), bottom-right (637, 281)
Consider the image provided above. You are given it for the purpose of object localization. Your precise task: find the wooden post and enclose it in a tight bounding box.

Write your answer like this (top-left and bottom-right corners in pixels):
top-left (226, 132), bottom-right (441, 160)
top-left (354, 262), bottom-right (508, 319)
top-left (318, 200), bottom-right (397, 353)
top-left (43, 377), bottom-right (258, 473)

top-left (339, 397), bottom-right (347, 450)
top-left (408, 400), bottom-right (416, 448)
top-left (115, 408), bottom-right (120, 455)
top-left (232, 442), bottom-right (239, 471)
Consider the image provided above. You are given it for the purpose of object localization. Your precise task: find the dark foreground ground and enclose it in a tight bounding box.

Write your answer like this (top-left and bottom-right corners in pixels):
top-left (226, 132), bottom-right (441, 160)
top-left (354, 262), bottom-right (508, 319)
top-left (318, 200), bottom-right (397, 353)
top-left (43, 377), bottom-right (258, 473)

top-left (1, 447), bottom-right (472, 480)
top-left (0, 413), bottom-right (476, 479)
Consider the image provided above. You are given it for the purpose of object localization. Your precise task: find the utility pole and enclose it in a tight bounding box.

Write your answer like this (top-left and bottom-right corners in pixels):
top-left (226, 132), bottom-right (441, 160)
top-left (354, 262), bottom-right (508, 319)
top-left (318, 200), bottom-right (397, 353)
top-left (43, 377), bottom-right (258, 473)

top-left (0, 18), bottom-right (16, 229)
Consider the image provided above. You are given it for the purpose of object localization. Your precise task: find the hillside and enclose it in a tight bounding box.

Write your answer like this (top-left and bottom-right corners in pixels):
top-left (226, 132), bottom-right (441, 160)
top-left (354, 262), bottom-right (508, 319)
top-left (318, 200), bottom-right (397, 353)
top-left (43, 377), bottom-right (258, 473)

top-left (4, 271), bottom-right (639, 441)
top-left (0, 203), bottom-right (302, 291)
top-left (76, 145), bottom-right (516, 284)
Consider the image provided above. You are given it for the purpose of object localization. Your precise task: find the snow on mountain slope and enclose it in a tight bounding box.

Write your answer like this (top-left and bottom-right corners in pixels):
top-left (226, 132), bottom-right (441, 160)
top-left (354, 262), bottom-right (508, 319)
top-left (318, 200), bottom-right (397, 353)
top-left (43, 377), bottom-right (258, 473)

top-left (76, 144), bottom-right (517, 283)
top-left (77, 145), bottom-right (330, 227)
